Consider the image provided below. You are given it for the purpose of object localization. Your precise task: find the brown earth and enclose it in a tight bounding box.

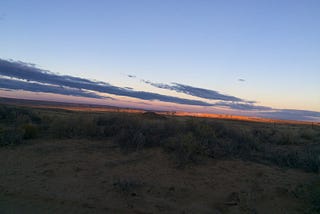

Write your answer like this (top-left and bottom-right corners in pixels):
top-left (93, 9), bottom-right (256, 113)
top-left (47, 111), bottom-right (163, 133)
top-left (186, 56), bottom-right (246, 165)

top-left (0, 139), bottom-right (318, 214)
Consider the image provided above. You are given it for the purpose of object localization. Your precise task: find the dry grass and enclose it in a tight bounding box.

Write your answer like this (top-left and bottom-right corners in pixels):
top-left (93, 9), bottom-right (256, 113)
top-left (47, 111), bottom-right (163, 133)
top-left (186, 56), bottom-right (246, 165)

top-left (1, 104), bottom-right (319, 172)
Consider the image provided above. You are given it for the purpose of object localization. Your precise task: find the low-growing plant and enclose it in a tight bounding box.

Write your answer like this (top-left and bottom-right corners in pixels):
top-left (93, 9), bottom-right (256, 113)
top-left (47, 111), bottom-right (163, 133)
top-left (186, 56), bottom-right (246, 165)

top-left (303, 149), bottom-right (320, 173)
top-left (22, 123), bottom-right (39, 139)
top-left (50, 115), bottom-right (99, 138)
top-left (117, 129), bottom-right (146, 152)
top-left (164, 132), bottom-right (205, 167)
top-left (0, 127), bottom-right (24, 146)
top-left (1, 104), bottom-right (320, 173)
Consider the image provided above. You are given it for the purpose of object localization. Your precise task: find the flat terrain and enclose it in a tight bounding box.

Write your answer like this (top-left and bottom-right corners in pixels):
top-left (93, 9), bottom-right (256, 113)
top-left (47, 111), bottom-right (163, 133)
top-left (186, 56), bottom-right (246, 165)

top-left (1, 97), bottom-right (319, 126)
top-left (0, 101), bottom-right (319, 213)
top-left (0, 139), bottom-right (318, 214)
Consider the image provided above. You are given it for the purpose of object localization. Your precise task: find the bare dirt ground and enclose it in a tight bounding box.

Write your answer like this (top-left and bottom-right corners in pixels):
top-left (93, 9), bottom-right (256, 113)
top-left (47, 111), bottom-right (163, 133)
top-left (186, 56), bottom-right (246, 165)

top-left (0, 139), bottom-right (318, 213)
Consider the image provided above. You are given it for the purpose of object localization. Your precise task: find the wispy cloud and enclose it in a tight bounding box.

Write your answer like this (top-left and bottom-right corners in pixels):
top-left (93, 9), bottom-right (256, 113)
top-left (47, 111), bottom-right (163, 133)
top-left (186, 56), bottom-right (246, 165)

top-left (215, 101), bottom-right (272, 111)
top-left (0, 78), bottom-right (104, 99)
top-left (1, 59), bottom-right (319, 122)
top-left (0, 59), bottom-right (214, 106)
top-left (258, 109), bottom-right (320, 121)
top-left (142, 80), bottom-right (245, 102)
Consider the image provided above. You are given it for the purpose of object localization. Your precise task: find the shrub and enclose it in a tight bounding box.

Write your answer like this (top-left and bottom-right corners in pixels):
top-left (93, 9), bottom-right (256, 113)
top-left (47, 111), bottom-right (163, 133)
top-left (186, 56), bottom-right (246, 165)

top-left (300, 128), bottom-right (319, 142)
top-left (1, 104), bottom-right (319, 174)
top-left (139, 120), bottom-right (174, 147)
top-left (117, 129), bottom-right (146, 152)
top-left (50, 115), bottom-right (99, 138)
top-left (303, 149), bottom-right (320, 173)
top-left (186, 120), bottom-right (216, 140)
top-left (102, 118), bottom-right (124, 137)
top-left (22, 124), bottom-right (39, 139)
top-left (220, 128), bottom-right (259, 158)
top-left (0, 127), bottom-right (24, 146)
top-left (164, 132), bottom-right (205, 167)
top-left (278, 132), bottom-right (297, 145)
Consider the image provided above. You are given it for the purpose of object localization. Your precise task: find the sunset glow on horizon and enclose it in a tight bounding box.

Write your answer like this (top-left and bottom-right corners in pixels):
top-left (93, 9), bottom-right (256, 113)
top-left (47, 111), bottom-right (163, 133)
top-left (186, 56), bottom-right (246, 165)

top-left (1, 0), bottom-right (320, 122)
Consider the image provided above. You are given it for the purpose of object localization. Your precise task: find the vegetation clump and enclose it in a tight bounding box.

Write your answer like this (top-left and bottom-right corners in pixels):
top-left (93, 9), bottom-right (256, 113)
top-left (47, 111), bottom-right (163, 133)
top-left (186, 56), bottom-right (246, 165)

top-left (0, 104), bottom-right (319, 172)
top-left (22, 124), bottom-right (39, 139)
top-left (0, 127), bottom-right (24, 146)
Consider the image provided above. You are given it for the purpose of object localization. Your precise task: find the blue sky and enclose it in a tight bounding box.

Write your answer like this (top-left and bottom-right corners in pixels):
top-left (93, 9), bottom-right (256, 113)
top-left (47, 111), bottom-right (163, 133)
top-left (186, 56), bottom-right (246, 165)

top-left (0, 0), bottom-right (320, 121)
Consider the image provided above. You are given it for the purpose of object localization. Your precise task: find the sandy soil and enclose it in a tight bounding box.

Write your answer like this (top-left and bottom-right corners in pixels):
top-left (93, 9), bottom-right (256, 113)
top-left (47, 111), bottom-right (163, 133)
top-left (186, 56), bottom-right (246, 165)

top-left (0, 139), bottom-right (318, 213)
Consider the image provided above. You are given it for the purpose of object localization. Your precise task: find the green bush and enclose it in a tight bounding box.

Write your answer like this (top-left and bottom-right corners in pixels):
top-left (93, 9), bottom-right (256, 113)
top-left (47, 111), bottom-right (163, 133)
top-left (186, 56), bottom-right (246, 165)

top-left (164, 132), bottom-right (205, 167)
top-left (1, 104), bottom-right (320, 173)
top-left (303, 149), bottom-right (320, 173)
top-left (0, 128), bottom-right (24, 146)
top-left (50, 116), bottom-right (99, 138)
top-left (22, 124), bottom-right (38, 139)
top-left (117, 129), bottom-right (146, 152)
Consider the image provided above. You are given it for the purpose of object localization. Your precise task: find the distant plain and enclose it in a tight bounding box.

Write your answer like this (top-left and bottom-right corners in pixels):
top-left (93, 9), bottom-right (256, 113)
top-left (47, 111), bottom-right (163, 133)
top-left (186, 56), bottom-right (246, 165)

top-left (0, 99), bottom-right (319, 213)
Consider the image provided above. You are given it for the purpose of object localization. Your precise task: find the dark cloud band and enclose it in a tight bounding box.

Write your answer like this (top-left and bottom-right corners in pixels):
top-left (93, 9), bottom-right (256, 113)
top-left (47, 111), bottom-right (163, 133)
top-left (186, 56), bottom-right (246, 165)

top-left (0, 59), bottom-right (319, 122)
top-left (142, 80), bottom-right (245, 102)
top-left (0, 59), bottom-right (214, 106)
top-left (0, 78), bottom-right (104, 99)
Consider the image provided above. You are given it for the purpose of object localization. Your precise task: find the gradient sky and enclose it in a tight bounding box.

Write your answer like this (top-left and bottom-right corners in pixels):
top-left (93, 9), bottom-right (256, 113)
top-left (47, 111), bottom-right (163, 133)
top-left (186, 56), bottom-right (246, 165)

top-left (1, 0), bottom-right (320, 121)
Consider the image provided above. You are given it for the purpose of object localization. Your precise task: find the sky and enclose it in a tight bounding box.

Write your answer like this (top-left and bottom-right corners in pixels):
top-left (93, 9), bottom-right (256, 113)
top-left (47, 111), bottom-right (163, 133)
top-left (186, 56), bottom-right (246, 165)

top-left (0, 0), bottom-right (320, 121)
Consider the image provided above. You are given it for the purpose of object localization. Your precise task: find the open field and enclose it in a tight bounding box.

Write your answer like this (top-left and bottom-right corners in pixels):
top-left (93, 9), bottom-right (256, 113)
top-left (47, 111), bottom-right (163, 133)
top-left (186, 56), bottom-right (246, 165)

top-left (0, 101), bottom-right (320, 213)
top-left (1, 97), bottom-right (319, 126)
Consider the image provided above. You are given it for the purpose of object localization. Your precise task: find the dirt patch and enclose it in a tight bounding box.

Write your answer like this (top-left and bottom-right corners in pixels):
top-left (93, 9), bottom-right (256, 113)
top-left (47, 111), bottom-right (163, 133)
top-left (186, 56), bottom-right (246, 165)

top-left (0, 139), bottom-right (318, 213)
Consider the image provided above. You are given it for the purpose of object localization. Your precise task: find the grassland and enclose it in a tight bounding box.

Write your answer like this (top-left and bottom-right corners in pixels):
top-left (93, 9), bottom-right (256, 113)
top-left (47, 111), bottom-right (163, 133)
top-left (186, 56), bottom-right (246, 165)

top-left (0, 102), bottom-right (319, 213)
